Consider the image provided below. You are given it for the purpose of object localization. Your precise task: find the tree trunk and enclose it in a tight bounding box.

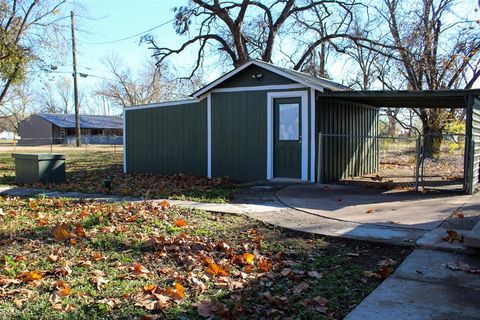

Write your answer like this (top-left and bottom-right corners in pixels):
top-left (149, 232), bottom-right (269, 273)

top-left (421, 117), bottom-right (443, 158)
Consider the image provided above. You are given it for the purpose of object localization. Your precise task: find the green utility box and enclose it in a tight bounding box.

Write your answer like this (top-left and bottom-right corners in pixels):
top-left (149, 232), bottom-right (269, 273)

top-left (12, 153), bottom-right (66, 184)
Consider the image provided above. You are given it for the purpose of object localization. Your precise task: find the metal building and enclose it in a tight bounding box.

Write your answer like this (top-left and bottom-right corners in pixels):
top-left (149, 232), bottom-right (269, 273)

top-left (18, 113), bottom-right (123, 146)
top-left (124, 60), bottom-right (480, 193)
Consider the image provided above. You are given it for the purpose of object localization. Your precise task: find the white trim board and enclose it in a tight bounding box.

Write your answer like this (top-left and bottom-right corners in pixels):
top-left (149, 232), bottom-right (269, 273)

top-left (207, 93), bottom-right (212, 179)
top-left (267, 90), bottom-right (309, 181)
top-left (124, 98), bottom-right (204, 111)
top-left (211, 84), bottom-right (306, 93)
top-left (123, 108), bottom-right (126, 174)
top-left (310, 88), bottom-right (316, 183)
top-left (192, 60), bottom-right (330, 98)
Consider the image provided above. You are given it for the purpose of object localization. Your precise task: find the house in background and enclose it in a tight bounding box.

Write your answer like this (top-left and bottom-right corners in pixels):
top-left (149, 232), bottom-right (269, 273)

top-left (18, 113), bottom-right (123, 146)
top-left (0, 131), bottom-right (14, 140)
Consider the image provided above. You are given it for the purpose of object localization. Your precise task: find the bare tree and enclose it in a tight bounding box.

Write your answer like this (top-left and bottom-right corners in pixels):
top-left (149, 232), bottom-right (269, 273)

top-left (143, 0), bottom-right (376, 78)
top-left (37, 76), bottom-right (74, 114)
top-left (0, 80), bottom-right (34, 131)
top-left (373, 0), bottom-right (480, 137)
top-left (0, 0), bottom-right (68, 106)
top-left (96, 55), bottom-right (188, 109)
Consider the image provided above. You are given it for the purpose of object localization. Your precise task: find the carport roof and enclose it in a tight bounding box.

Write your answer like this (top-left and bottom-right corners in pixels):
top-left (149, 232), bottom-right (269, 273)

top-left (317, 89), bottom-right (480, 108)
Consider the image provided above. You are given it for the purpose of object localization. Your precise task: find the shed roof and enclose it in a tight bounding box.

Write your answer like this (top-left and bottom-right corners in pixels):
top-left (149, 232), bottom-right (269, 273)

top-left (191, 60), bottom-right (349, 97)
top-left (36, 113), bottom-right (123, 129)
top-left (318, 89), bottom-right (480, 108)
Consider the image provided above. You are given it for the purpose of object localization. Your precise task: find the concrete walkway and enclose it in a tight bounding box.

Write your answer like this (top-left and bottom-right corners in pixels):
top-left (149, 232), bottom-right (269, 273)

top-left (277, 184), bottom-right (474, 230)
top-left (346, 249), bottom-right (480, 320)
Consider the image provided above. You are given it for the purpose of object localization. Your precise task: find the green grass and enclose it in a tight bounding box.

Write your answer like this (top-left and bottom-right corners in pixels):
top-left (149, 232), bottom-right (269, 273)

top-left (0, 149), bottom-right (235, 203)
top-left (0, 196), bottom-right (411, 319)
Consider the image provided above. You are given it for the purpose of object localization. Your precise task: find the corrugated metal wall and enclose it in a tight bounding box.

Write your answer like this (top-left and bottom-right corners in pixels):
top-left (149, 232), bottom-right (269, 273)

top-left (125, 100), bottom-right (207, 176)
top-left (18, 115), bottom-right (54, 146)
top-left (317, 98), bottom-right (379, 183)
top-left (466, 96), bottom-right (480, 193)
top-left (212, 91), bottom-right (268, 181)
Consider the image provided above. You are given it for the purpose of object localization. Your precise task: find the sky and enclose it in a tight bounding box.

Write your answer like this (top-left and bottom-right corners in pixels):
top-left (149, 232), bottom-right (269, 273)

top-left (41, 0), bottom-right (478, 115)
top-left (68, 0), bottom-right (187, 87)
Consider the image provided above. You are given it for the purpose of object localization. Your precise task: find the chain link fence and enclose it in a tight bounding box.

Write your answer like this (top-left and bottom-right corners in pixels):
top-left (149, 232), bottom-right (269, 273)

top-left (0, 137), bottom-right (123, 154)
top-left (419, 133), bottom-right (466, 191)
top-left (321, 133), bottom-right (466, 192)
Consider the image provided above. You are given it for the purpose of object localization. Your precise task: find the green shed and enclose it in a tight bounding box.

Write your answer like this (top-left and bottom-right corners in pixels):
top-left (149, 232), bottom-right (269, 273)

top-left (124, 60), bottom-right (380, 183)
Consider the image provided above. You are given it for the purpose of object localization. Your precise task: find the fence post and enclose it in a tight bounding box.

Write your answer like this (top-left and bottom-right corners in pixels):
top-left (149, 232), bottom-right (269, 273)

top-left (414, 136), bottom-right (422, 191)
top-left (467, 140), bottom-right (475, 194)
top-left (317, 132), bottom-right (322, 183)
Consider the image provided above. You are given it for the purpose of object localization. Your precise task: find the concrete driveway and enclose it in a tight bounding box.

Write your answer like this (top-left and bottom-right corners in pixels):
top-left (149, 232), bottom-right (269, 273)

top-left (277, 184), bottom-right (474, 230)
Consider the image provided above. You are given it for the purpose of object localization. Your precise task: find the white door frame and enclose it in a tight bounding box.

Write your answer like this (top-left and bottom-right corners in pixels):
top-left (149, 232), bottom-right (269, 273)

top-left (267, 90), bottom-right (309, 181)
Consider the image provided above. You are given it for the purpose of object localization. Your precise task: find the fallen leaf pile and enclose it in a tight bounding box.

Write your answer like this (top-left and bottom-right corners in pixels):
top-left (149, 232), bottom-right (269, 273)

top-left (28, 156), bottom-right (235, 203)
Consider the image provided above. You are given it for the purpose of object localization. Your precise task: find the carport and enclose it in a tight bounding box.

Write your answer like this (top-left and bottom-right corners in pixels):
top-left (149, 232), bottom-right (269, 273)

top-left (317, 89), bottom-right (480, 194)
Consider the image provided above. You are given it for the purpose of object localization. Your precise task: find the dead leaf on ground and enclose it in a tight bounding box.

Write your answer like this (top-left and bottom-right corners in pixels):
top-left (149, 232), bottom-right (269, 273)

top-left (378, 257), bottom-right (397, 268)
top-left (280, 268), bottom-right (292, 277)
top-left (90, 273), bottom-right (109, 290)
top-left (452, 210), bottom-right (465, 219)
top-left (159, 200), bottom-right (171, 210)
top-left (166, 282), bottom-right (185, 300)
top-left (55, 280), bottom-right (72, 297)
top-left (194, 301), bottom-right (227, 318)
top-left (97, 298), bottom-right (120, 308)
top-left (91, 252), bottom-right (103, 261)
top-left (206, 261), bottom-right (229, 277)
top-left (132, 263), bottom-right (152, 276)
top-left (379, 266), bottom-right (395, 278)
top-left (73, 223), bottom-right (86, 237)
top-left (442, 229), bottom-right (464, 243)
top-left (0, 275), bottom-right (21, 286)
top-left (363, 271), bottom-right (382, 279)
top-left (307, 271), bottom-right (323, 279)
top-left (443, 261), bottom-right (480, 274)
top-left (293, 282), bottom-right (309, 295)
top-left (241, 253), bottom-right (255, 265)
top-left (48, 254), bottom-right (59, 262)
top-left (18, 270), bottom-right (43, 282)
top-left (173, 219), bottom-right (187, 227)
top-left (258, 259), bottom-right (273, 272)
top-left (51, 224), bottom-right (70, 241)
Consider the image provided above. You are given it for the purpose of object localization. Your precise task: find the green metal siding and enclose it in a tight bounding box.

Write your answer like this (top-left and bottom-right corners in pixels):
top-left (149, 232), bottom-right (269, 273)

top-left (466, 96), bottom-right (480, 193)
top-left (125, 100), bottom-right (207, 176)
top-left (217, 65), bottom-right (296, 88)
top-left (317, 98), bottom-right (379, 183)
top-left (212, 91), bottom-right (268, 181)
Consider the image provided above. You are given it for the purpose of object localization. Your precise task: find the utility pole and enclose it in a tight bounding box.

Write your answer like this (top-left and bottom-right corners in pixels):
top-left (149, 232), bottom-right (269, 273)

top-left (71, 10), bottom-right (81, 147)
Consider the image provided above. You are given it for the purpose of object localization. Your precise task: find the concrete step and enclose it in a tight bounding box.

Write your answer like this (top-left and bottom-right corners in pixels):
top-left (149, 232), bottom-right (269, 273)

top-left (464, 220), bottom-right (480, 249)
top-left (346, 249), bottom-right (480, 320)
top-left (416, 228), bottom-right (476, 253)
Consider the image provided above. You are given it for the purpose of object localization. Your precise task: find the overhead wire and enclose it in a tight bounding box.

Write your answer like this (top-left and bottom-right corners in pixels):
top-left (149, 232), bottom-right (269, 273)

top-left (76, 19), bottom-right (174, 45)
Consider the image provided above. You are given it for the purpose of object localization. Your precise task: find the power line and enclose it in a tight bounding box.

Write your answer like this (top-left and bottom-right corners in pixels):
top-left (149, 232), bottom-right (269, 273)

top-left (77, 19), bottom-right (174, 45)
top-left (46, 70), bottom-right (117, 82)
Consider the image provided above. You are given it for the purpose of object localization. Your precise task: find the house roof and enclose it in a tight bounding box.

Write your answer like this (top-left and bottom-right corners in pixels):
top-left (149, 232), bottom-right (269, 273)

top-left (317, 89), bottom-right (480, 108)
top-left (36, 113), bottom-right (123, 129)
top-left (191, 59), bottom-right (349, 98)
